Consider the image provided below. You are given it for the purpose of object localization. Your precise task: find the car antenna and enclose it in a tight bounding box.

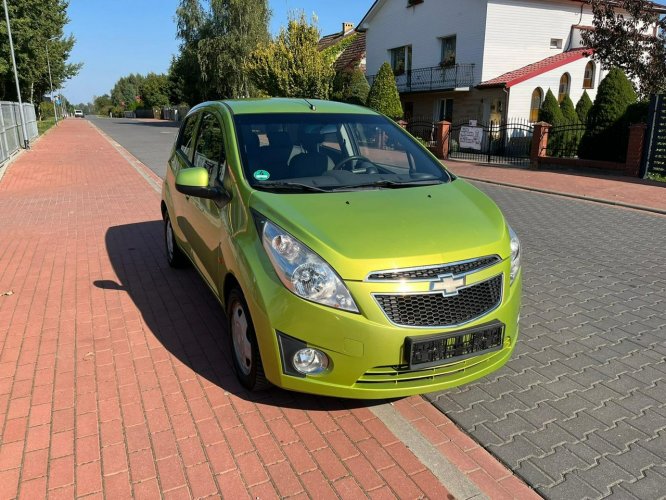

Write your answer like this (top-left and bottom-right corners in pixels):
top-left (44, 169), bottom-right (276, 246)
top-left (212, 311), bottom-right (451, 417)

top-left (303, 98), bottom-right (316, 111)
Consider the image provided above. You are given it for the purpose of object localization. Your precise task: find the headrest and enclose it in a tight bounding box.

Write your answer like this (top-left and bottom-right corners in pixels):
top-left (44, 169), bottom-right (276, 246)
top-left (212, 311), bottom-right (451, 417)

top-left (267, 131), bottom-right (292, 148)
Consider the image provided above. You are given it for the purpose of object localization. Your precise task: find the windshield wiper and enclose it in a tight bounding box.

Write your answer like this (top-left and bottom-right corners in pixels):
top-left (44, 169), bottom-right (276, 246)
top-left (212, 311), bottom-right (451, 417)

top-left (253, 181), bottom-right (330, 192)
top-left (340, 179), bottom-right (445, 189)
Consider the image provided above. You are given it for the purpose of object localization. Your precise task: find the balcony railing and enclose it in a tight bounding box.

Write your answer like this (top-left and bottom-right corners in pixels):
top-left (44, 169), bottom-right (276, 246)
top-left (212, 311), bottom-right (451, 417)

top-left (368, 64), bottom-right (476, 93)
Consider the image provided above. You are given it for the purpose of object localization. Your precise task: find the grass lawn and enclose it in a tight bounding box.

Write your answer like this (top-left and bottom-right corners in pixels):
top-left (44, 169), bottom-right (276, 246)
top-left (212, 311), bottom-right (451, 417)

top-left (37, 118), bottom-right (56, 135)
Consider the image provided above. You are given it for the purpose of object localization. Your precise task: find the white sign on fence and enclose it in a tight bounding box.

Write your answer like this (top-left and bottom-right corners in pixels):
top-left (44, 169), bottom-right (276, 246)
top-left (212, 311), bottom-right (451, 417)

top-left (459, 126), bottom-right (483, 150)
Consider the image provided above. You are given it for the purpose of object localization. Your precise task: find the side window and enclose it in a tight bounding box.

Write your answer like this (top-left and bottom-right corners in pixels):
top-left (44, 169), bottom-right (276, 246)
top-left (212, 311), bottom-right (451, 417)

top-left (178, 115), bottom-right (198, 159)
top-left (193, 113), bottom-right (226, 182)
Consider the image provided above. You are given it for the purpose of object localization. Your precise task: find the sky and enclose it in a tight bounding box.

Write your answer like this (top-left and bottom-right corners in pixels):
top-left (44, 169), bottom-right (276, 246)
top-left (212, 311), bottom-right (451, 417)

top-left (62, 0), bottom-right (373, 104)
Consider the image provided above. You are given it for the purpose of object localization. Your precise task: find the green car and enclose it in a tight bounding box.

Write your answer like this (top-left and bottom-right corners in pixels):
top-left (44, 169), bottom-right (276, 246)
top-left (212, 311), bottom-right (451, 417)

top-left (161, 98), bottom-right (521, 399)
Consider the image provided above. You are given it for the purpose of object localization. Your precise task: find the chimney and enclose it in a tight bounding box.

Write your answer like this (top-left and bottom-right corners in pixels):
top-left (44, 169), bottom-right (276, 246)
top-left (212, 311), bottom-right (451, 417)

top-left (342, 22), bottom-right (354, 34)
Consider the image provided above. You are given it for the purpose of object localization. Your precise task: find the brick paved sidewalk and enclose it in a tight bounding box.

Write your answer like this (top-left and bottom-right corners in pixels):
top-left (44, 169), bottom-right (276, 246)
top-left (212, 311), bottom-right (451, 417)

top-left (444, 160), bottom-right (666, 213)
top-left (0, 120), bottom-right (538, 499)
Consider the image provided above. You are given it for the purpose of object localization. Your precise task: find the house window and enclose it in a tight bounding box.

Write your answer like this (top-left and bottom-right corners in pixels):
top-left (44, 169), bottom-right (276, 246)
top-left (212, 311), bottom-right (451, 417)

top-left (550, 38), bottom-right (563, 49)
top-left (530, 88), bottom-right (543, 122)
top-left (390, 45), bottom-right (412, 75)
top-left (558, 73), bottom-right (571, 102)
top-left (438, 99), bottom-right (453, 122)
top-left (583, 61), bottom-right (595, 89)
top-left (440, 36), bottom-right (457, 67)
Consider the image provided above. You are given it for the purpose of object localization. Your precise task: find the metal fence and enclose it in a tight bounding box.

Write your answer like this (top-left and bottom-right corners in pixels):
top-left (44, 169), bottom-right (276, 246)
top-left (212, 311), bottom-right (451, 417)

top-left (0, 101), bottom-right (38, 165)
top-left (449, 118), bottom-right (534, 167)
top-left (406, 116), bottom-right (437, 147)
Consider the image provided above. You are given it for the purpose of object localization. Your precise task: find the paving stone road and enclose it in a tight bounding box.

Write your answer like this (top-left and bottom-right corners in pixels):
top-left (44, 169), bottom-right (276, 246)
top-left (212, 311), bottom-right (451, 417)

top-left (429, 184), bottom-right (666, 499)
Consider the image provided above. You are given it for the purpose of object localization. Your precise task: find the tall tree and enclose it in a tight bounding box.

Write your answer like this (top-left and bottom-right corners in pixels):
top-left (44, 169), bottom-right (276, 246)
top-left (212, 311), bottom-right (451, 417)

top-left (197, 0), bottom-right (270, 99)
top-left (581, 0), bottom-right (666, 97)
top-left (0, 0), bottom-right (81, 102)
top-left (111, 74), bottom-right (145, 110)
top-left (140, 73), bottom-right (171, 108)
top-left (246, 12), bottom-right (333, 99)
top-left (171, 0), bottom-right (270, 102)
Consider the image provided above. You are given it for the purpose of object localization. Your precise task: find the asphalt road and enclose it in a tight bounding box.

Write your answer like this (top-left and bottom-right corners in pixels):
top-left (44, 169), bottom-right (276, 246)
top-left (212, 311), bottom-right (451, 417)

top-left (93, 117), bottom-right (666, 499)
top-left (87, 116), bottom-right (179, 178)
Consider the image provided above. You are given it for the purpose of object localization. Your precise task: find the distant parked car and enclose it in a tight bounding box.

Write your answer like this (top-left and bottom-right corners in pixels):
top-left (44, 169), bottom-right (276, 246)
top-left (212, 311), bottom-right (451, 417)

top-left (161, 98), bottom-right (522, 398)
top-left (74, 110), bottom-right (84, 118)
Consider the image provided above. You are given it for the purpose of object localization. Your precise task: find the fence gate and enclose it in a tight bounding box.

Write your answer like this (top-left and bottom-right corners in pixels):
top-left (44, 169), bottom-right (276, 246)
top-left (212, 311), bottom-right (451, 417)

top-left (642, 94), bottom-right (666, 178)
top-left (449, 119), bottom-right (534, 168)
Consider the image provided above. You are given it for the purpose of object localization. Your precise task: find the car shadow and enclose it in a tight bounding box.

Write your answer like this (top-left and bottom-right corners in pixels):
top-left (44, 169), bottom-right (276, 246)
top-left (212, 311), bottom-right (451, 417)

top-left (96, 221), bottom-right (387, 411)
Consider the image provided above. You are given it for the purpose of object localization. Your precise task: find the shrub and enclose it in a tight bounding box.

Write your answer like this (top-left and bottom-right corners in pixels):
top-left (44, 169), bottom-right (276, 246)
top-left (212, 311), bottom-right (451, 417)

top-left (578, 68), bottom-right (636, 161)
top-left (575, 91), bottom-right (593, 123)
top-left (538, 89), bottom-right (563, 125)
top-left (332, 68), bottom-right (370, 106)
top-left (366, 62), bottom-right (403, 120)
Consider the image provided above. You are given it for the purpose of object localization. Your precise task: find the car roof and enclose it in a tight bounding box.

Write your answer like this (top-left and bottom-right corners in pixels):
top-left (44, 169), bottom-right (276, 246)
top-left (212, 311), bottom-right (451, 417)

top-left (194, 98), bottom-right (378, 116)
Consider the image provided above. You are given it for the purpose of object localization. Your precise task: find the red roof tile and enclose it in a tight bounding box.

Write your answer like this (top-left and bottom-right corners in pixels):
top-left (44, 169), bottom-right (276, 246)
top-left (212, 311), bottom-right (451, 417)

top-left (477, 48), bottom-right (593, 89)
top-left (333, 33), bottom-right (366, 71)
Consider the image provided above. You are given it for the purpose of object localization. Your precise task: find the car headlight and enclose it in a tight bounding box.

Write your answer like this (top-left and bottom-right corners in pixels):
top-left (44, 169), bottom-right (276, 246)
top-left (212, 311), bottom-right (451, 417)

top-left (509, 225), bottom-right (521, 284)
top-left (257, 217), bottom-right (359, 313)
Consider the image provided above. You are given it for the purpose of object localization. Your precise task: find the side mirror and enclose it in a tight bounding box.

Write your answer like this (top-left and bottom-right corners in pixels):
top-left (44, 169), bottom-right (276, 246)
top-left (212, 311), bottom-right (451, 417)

top-left (175, 167), bottom-right (230, 205)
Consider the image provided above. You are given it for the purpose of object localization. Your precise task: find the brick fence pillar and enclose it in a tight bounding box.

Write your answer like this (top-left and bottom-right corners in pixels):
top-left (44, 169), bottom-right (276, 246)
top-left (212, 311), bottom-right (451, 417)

top-left (435, 121), bottom-right (451, 159)
top-left (530, 122), bottom-right (551, 169)
top-left (625, 123), bottom-right (647, 177)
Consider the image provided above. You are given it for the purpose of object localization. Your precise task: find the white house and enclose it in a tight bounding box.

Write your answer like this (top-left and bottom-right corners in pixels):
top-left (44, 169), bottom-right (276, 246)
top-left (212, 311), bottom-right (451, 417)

top-left (358, 0), bottom-right (663, 125)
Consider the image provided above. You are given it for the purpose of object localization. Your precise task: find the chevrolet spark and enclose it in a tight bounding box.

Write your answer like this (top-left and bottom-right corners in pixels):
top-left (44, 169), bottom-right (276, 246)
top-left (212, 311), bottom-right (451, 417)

top-left (161, 98), bottom-right (522, 399)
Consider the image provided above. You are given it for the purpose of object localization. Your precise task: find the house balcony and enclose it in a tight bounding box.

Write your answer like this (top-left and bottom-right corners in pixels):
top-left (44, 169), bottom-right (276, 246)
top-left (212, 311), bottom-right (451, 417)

top-left (368, 64), bottom-right (476, 94)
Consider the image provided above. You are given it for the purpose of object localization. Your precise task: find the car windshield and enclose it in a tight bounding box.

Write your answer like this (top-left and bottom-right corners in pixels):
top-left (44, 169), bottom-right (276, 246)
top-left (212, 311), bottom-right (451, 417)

top-left (234, 113), bottom-right (451, 192)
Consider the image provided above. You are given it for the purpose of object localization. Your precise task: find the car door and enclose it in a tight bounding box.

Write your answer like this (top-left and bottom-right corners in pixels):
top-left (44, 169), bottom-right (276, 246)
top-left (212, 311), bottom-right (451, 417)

top-left (187, 110), bottom-right (228, 289)
top-left (168, 112), bottom-right (200, 255)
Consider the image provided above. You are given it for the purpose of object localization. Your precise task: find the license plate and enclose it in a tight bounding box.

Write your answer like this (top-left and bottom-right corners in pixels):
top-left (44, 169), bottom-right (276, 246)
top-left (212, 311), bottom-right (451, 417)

top-left (405, 321), bottom-right (504, 369)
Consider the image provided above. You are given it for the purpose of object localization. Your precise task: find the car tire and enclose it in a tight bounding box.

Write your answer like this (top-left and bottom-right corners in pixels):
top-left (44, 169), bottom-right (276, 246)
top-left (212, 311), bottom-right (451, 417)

top-left (227, 287), bottom-right (271, 392)
top-left (164, 213), bottom-right (187, 268)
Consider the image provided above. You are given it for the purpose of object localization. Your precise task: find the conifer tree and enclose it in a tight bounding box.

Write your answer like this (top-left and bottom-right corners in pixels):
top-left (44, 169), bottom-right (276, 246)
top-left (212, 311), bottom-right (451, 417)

top-left (578, 68), bottom-right (637, 161)
top-left (575, 91), bottom-right (593, 123)
top-left (366, 62), bottom-right (403, 120)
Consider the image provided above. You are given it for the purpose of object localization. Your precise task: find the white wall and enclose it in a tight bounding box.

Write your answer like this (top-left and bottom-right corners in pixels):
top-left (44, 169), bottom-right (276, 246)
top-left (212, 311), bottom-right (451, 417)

top-left (483, 0), bottom-right (594, 82)
top-left (364, 0), bottom-right (488, 84)
top-left (507, 57), bottom-right (601, 121)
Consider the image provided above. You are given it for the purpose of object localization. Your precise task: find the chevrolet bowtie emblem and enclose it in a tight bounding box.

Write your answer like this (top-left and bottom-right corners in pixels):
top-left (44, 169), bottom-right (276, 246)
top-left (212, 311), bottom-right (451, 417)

top-left (430, 274), bottom-right (466, 296)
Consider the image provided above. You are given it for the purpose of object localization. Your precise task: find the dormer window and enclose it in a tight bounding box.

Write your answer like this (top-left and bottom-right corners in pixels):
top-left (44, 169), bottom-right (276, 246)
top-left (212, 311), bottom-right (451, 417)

top-left (550, 38), bottom-right (563, 49)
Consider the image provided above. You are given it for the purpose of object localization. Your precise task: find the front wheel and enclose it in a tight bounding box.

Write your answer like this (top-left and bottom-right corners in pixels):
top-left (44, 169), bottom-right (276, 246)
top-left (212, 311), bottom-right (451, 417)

top-left (227, 287), bottom-right (271, 391)
top-left (164, 213), bottom-right (187, 268)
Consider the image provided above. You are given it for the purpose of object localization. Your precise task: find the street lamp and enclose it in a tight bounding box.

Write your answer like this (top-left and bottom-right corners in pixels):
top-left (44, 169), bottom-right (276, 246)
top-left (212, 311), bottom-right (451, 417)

top-left (46, 36), bottom-right (58, 125)
top-left (2, 0), bottom-right (30, 149)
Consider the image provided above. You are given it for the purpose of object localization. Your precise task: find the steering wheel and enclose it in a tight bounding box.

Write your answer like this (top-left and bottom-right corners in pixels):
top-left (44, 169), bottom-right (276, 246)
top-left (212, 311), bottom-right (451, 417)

top-left (333, 155), bottom-right (373, 171)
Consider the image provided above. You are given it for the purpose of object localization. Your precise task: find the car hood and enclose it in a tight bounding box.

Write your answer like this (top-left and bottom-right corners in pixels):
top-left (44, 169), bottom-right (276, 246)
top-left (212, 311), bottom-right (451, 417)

top-left (249, 180), bottom-right (509, 281)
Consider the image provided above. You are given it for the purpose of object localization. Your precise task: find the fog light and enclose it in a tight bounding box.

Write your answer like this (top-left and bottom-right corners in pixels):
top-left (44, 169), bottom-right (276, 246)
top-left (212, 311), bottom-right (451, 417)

top-left (292, 348), bottom-right (329, 375)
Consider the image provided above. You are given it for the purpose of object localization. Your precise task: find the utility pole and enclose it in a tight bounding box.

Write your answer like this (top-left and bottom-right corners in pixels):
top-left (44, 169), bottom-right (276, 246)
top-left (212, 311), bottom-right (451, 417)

top-left (46, 37), bottom-right (58, 125)
top-left (3, 0), bottom-right (30, 148)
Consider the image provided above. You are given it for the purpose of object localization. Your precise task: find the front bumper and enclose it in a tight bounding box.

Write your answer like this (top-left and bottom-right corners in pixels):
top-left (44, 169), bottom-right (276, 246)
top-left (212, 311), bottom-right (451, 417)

top-left (244, 255), bottom-right (522, 400)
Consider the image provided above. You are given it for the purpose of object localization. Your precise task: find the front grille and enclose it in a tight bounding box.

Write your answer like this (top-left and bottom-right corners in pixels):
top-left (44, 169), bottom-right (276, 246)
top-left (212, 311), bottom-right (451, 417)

top-left (367, 256), bottom-right (500, 281)
top-left (374, 275), bottom-right (503, 327)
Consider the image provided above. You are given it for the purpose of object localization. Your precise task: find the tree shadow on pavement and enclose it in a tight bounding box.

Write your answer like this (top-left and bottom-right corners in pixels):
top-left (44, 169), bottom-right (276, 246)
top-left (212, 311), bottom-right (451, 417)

top-left (96, 221), bottom-right (386, 412)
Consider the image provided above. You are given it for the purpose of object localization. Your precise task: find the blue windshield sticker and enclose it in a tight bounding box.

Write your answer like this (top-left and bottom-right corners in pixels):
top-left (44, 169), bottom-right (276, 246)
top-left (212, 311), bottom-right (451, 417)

top-left (253, 170), bottom-right (270, 181)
